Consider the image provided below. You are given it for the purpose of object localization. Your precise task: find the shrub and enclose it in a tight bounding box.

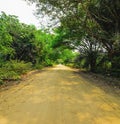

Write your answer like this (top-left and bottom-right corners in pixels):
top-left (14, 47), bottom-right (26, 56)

top-left (0, 69), bottom-right (20, 80)
top-left (43, 59), bottom-right (54, 67)
top-left (0, 60), bottom-right (32, 82)
top-left (0, 79), bottom-right (4, 85)
top-left (3, 60), bottom-right (32, 74)
top-left (34, 64), bottom-right (43, 69)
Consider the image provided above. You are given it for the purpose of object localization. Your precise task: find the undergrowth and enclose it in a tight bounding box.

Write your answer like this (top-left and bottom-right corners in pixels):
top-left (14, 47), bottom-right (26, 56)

top-left (0, 60), bottom-right (32, 84)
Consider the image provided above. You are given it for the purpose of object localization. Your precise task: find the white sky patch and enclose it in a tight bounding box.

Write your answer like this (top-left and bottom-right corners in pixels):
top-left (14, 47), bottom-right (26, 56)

top-left (0, 0), bottom-right (40, 27)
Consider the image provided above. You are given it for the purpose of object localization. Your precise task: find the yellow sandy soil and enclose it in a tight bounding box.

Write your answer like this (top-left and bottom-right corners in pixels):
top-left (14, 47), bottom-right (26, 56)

top-left (0, 65), bottom-right (120, 124)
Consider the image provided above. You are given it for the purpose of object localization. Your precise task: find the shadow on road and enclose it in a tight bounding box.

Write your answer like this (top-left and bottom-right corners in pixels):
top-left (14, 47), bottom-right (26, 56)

top-left (0, 65), bottom-right (120, 124)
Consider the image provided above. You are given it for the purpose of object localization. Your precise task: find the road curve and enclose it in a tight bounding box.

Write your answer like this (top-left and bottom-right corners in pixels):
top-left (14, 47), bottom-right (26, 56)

top-left (0, 65), bottom-right (120, 124)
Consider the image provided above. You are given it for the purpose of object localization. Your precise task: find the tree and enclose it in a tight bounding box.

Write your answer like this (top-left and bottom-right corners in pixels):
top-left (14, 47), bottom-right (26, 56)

top-left (0, 12), bottom-right (14, 63)
top-left (88, 0), bottom-right (120, 69)
top-left (24, 0), bottom-right (120, 75)
top-left (76, 36), bottom-right (104, 72)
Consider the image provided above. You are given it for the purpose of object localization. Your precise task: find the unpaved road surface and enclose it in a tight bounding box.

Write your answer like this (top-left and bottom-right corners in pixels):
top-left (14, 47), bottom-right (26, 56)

top-left (0, 65), bottom-right (120, 124)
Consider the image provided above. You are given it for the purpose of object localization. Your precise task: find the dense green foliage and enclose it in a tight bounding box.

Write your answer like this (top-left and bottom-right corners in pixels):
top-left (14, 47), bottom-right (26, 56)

top-left (0, 61), bottom-right (32, 82)
top-left (25, 0), bottom-right (120, 77)
top-left (0, 0), bottom-right (120, 86)
top-left (0, 12), bottom-right (75, 84)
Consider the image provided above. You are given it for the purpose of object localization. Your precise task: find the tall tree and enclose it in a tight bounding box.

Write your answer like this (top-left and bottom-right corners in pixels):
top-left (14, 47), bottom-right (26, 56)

top-left (0, 12), bottom-right (14, 62)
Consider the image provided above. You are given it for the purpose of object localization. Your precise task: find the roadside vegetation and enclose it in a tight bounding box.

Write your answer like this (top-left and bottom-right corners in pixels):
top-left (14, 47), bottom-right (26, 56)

top-left (25, 0), bottom-right (120, 77)
top-left (0, 12), bottom-right (75, 85)
top-left (0, 0), bottom-right (120, 86)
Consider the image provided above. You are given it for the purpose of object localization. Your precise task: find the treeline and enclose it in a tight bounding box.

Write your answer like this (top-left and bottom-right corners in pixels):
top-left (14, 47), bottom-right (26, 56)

top-left (0, 12), bottom-right (52, 83)
top-left (1, 0), bottom-right (120, 85)
top-left (25, 0), bottom-right (120, 77)
top-left (0, 12), bottom-right (75, 84)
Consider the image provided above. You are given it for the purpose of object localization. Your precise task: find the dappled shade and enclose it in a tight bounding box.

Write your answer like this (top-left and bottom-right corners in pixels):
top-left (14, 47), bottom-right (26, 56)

top-left (0, 65), bottom-right (120, 124)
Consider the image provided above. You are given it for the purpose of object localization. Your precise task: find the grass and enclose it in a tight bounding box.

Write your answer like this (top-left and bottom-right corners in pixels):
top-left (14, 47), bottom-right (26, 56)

top-left (0, 60), bottom-right (32, 85)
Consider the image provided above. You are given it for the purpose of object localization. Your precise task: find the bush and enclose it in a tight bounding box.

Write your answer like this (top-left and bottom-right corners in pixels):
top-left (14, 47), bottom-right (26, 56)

top-left (0, 60), bottom-right (32, 82)
top-left (0, 70), bottom-right (20, 80)
top-left (34, 64), bottom-right (43, 69)
top-left (0, 79), bottom-right (4, 85)
top-left (43, 59), bottom-right (54, 67)
top-left (3, 60), bottom-right (32, 74)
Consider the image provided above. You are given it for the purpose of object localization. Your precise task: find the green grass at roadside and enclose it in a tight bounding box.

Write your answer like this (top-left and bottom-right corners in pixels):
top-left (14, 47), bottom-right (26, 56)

top-left (0, 60), bottom-right (32, 84)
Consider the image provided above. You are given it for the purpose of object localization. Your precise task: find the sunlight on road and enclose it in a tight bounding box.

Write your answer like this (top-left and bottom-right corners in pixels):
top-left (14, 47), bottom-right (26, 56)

top-left (53, 64), bottom-right (74, 70)
top-left (0, 65), bottom-right (120, 124)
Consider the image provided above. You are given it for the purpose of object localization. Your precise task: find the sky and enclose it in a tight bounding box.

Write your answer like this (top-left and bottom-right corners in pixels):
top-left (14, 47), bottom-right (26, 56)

top-left (0, 0), bottom-right (40, 27)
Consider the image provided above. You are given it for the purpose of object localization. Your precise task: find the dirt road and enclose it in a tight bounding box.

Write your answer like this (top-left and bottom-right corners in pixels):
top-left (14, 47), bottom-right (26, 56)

top-left (0, 65), bottom-right (120, 124)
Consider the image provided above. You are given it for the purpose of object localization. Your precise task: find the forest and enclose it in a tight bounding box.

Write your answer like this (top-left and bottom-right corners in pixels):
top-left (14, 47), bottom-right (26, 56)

top-left (0, 0), bottom-right (120, 85)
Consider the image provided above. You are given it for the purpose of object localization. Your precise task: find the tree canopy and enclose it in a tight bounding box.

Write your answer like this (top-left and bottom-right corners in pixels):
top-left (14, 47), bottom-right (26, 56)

top-left (0, 0), bottom-right (120, 84)
top-left (24, 0), bottom-right (120, 75)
